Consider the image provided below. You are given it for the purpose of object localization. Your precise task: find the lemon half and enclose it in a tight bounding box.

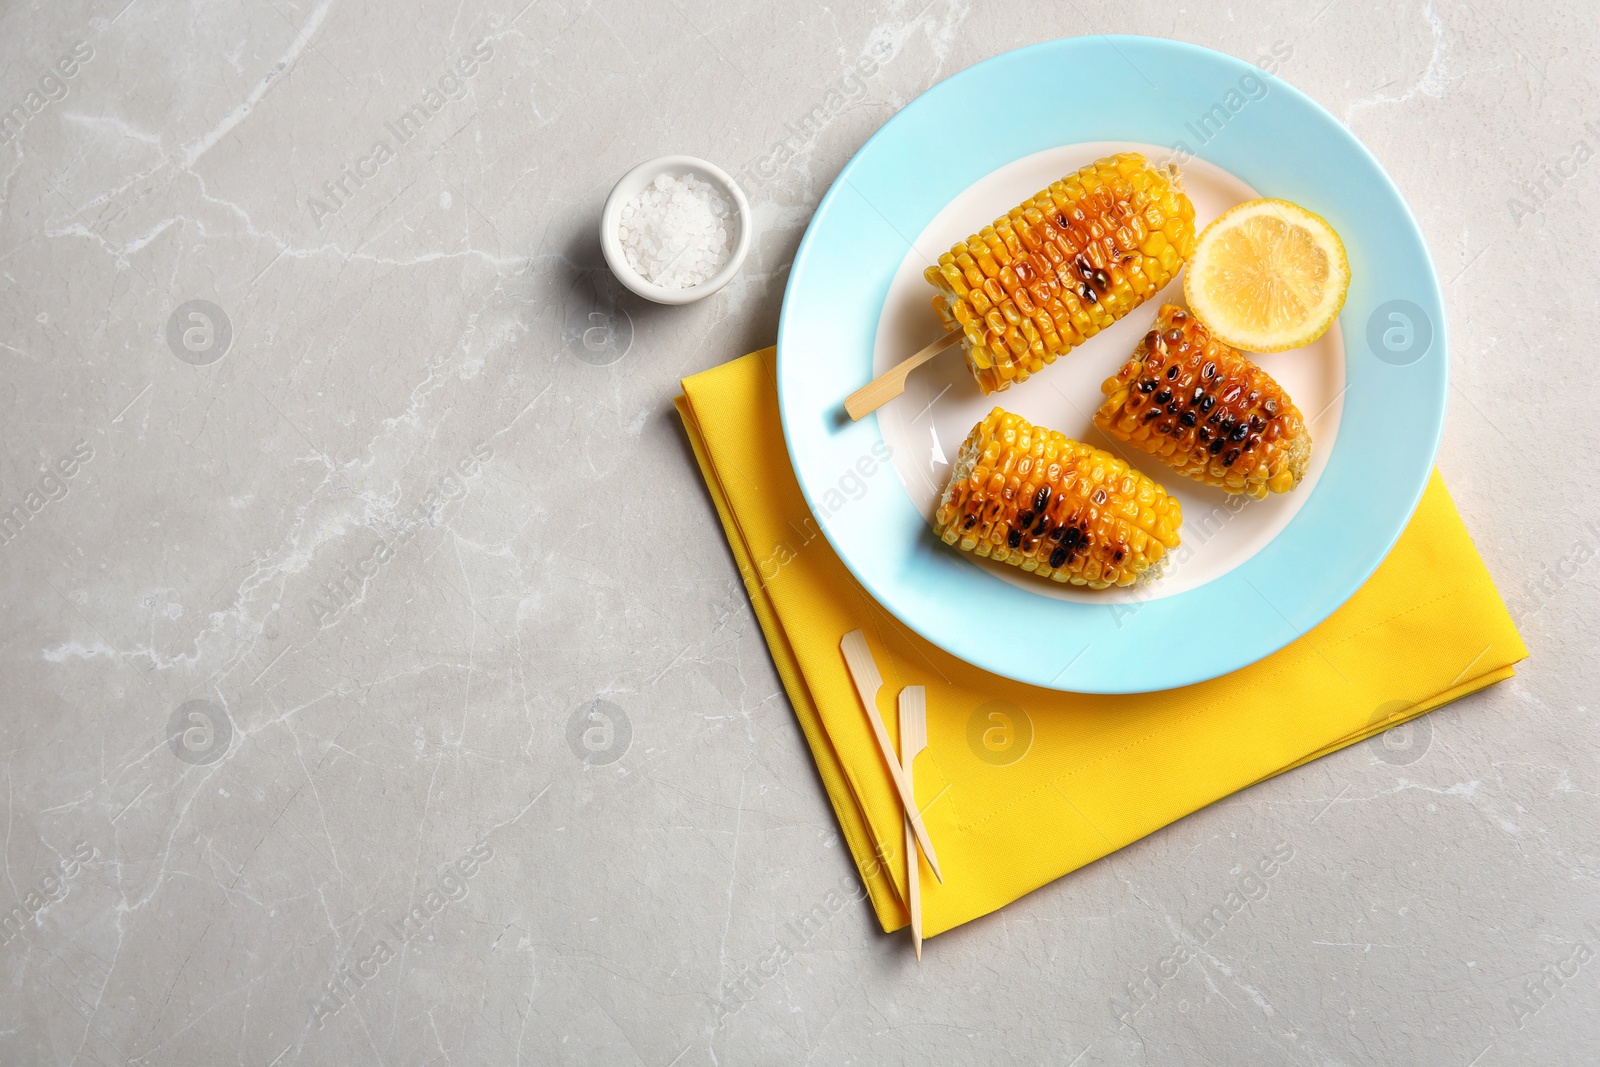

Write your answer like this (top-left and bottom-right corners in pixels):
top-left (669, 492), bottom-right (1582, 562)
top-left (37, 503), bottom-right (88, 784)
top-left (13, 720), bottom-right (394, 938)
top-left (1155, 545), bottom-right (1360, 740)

top-left (1183, 198), bottom-right (1350, 352)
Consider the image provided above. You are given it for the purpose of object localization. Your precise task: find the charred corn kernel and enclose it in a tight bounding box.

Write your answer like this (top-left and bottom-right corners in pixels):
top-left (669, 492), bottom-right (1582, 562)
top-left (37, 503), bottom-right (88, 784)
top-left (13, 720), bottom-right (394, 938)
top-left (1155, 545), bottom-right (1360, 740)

top-left (925, 153), bottom-right (1197, 395)
top-left (1093, 304), bottom-right (1312, 500)
top-left (933, 408), bottom-right (1183, 589)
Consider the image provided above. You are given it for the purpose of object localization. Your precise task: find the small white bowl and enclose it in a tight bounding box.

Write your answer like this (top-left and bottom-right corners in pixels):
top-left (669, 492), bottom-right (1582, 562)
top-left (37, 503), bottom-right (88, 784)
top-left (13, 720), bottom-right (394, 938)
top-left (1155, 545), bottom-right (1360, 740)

top-left (600, 155), bottom-right (752, 305)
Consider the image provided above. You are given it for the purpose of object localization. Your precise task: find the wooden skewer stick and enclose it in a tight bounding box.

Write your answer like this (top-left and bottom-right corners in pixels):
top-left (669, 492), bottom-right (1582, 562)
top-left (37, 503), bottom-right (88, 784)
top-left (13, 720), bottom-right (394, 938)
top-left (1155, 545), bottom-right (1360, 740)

top-left (839, 631), bottom-right (943, 883)
top-left (843, 330), bottom-right (963, 421)
top-left (898, 685), bottom-right (927, 960)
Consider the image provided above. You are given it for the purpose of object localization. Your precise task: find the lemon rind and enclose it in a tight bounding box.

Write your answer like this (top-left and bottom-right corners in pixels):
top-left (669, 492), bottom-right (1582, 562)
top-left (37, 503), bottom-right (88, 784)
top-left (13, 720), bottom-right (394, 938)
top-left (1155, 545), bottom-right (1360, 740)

top-left (1183, 198), bottom-right (1350, 354)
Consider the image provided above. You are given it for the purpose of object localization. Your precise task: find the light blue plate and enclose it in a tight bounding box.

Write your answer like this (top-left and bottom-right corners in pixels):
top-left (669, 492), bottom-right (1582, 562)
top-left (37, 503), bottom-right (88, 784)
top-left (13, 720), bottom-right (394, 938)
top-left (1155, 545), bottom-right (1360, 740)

top-left (776, 36), bottom-right (1446, 693)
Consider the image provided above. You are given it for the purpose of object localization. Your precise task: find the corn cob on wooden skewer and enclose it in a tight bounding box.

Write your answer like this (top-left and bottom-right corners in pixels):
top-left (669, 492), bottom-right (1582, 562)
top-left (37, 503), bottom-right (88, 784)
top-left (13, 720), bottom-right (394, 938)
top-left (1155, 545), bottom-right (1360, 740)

top-left (1093, 304), bottom-right (1311, 499)
top-left (925, 152), bottom-right (1196, 396)
top-left (934, 408), bottom-right (1183, 588)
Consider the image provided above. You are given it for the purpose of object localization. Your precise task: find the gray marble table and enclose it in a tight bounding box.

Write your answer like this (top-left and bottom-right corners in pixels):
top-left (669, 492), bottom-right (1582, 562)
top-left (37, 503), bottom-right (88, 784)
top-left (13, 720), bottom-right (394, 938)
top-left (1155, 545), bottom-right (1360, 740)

top-left (2, 0), bottom-right (1595, 1063)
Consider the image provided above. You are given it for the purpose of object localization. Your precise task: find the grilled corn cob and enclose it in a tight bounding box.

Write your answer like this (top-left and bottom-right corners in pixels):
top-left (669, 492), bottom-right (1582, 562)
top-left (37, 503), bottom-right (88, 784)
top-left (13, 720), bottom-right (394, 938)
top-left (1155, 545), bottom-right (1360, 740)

top-left (925, 152), bottom-right (1196, 395)
top-left (934, 408), bottom-right (1183, 588)
top-left (1093, 305), bottom-right (1311, 499)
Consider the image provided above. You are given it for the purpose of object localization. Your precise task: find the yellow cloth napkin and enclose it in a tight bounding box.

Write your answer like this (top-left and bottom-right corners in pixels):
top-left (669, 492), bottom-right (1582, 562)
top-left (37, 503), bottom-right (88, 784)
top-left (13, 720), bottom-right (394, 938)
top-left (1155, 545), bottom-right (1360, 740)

top-left (675, 347), bottom-right (1527, 939)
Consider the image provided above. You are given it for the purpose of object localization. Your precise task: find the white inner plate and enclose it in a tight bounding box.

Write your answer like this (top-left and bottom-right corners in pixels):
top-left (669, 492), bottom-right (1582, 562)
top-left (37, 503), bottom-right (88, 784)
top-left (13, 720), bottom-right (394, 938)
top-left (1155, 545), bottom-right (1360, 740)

top-left (873, 141), bottom-right (1345, 603)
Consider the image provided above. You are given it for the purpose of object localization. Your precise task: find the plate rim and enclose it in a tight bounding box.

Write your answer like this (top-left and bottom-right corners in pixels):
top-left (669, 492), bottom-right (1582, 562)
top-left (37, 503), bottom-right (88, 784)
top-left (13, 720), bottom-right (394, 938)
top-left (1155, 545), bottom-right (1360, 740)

top-left (775, 34), bottom-right (1448, 693)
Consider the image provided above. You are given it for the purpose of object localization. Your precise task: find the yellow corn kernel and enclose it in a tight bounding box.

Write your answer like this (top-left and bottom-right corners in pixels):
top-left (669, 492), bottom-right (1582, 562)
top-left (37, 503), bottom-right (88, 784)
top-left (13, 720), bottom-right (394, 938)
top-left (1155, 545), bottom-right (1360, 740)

top-left (1092, 304), bottom-right (1313, 499)
top-left (933, 408), bottom-right (1184, 589)
top-left (923, 153), bottom-right (1197, 396)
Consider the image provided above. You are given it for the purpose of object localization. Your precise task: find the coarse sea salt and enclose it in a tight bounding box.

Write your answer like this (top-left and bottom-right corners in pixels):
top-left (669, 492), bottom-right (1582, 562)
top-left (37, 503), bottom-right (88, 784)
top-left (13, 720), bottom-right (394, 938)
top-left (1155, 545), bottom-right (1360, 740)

top-left (618, 172), bottom-right (732, 289)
